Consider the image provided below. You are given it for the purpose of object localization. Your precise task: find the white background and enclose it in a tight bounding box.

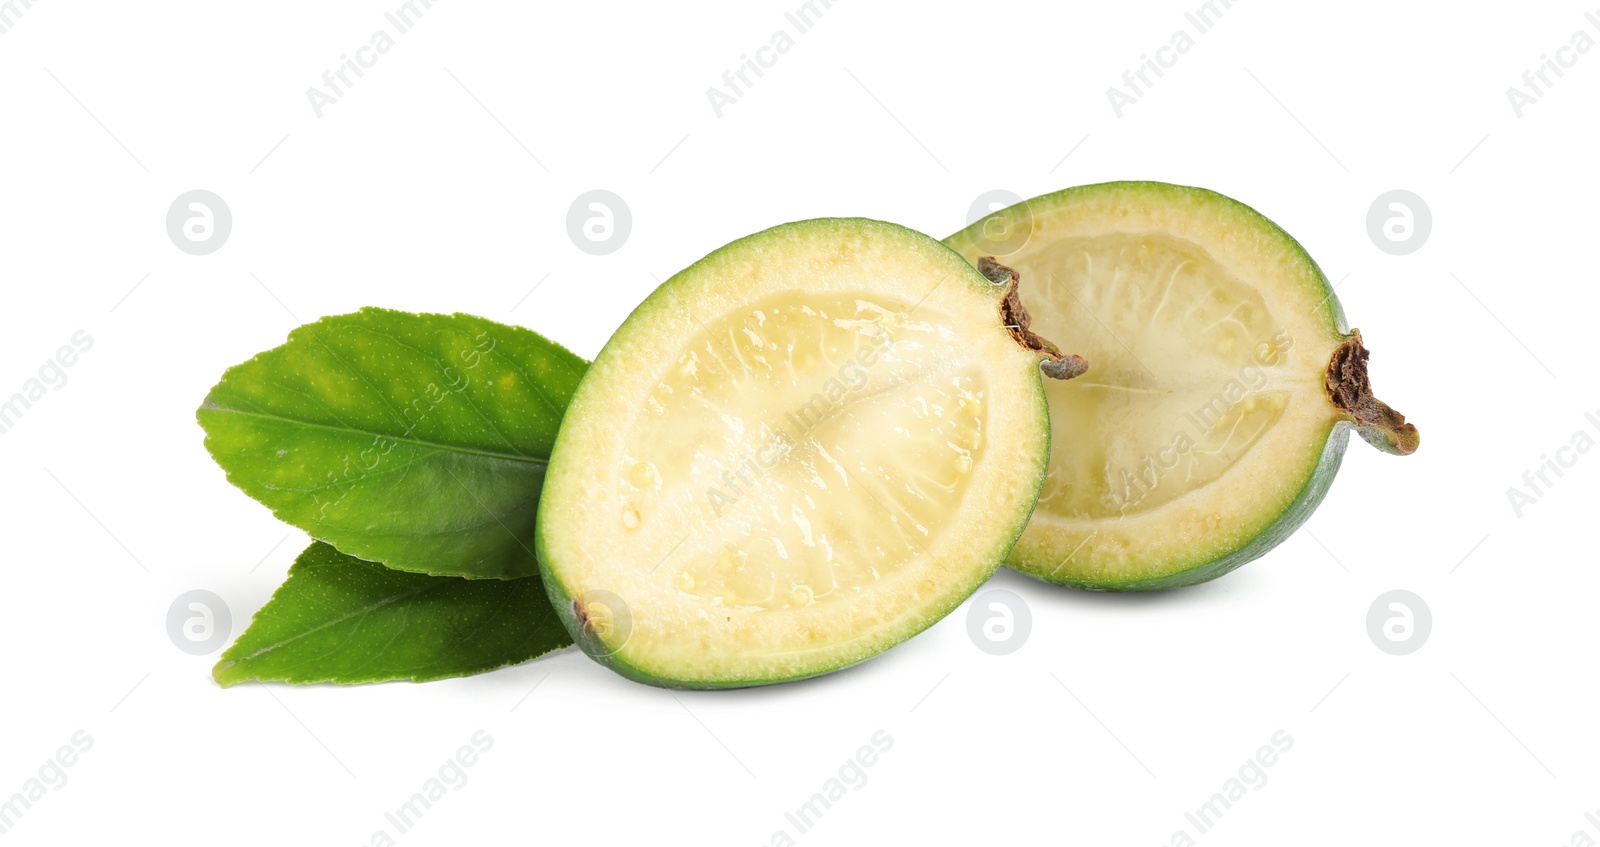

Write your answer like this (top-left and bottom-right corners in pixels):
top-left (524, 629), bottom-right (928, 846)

top-left (1, 1), bottom-right (1595, 844)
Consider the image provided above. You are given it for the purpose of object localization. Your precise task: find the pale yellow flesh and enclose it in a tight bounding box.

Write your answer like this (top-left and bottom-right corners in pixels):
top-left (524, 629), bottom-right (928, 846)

top-left (1032, 232), bottom-right (1302, 520)
top-left (540, 222), bottom-right (1047, 683)
top-left (951, 187), bottom-right (1347, 584)
top-left (624, 292), bottom-right (989, 612)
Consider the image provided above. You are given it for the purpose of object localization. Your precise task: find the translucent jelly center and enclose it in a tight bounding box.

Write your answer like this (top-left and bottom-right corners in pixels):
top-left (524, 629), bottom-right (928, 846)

top-left (1019, 233), bottom-right (1298, 519)
top-left (618, 292), bottom-right (989, 612)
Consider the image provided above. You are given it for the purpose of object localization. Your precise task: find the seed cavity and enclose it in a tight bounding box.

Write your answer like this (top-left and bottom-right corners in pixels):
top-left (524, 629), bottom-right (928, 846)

top-left (629, 461), bottom-right (658, 488)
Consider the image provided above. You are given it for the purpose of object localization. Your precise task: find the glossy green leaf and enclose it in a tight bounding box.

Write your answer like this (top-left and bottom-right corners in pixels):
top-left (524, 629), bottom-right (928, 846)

top-left (198, 308), bottom-right (586, 579)
top-left (214, 542), bottom-right (572, 686)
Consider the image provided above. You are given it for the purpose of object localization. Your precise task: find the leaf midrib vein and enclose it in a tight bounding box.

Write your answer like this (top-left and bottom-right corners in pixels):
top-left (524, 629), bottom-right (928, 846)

top-left (227, 578), bottom-right (456, 668)
top-left (201, 401), bottom-right (550, 467)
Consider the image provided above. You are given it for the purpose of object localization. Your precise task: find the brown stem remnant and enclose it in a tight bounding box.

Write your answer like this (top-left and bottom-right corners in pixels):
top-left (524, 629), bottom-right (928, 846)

top-left (977, 256), bottom-right (1088, 381)
top-left (1325, 329), bottom-right (1420, 455)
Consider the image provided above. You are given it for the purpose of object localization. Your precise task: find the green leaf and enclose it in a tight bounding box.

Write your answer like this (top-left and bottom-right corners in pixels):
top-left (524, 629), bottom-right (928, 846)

top-left (213, 542), bottom-right (572, 686)
top-left (198, 308), bottom-right (586, 579)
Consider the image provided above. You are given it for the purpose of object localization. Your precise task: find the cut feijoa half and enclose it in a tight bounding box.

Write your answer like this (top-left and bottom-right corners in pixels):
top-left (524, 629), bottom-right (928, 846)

top-left (536, 219), bottom-right (1083, 688)
top-left (946, 182), bottom-right (1418, 591)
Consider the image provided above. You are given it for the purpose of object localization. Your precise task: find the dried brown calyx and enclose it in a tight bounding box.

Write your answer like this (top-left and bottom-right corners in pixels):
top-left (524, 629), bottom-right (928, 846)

top-left (977, 256), bottom-right (1088, 381)
top-left (573, 597), bottom-right (601, 637)
top-left (1325, 329), bottom-right (1420, 455)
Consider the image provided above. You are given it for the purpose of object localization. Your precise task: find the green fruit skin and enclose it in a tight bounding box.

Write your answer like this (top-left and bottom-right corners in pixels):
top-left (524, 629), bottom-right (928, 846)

top-left (947, 181), bottom-right (1357, 592)
top-left (1042, 424), bottom-right (1350, 592)
top-left (537, 218), bottom-right (1052, 688)
top-left (541, 466), bottom-right (1042, 690)
top-left (538, 564), bottom-right (939, 690)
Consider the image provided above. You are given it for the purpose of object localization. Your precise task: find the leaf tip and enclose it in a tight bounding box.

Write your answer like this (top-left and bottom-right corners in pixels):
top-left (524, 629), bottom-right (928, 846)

top-left (212, 659), bottom-right (244, 688)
